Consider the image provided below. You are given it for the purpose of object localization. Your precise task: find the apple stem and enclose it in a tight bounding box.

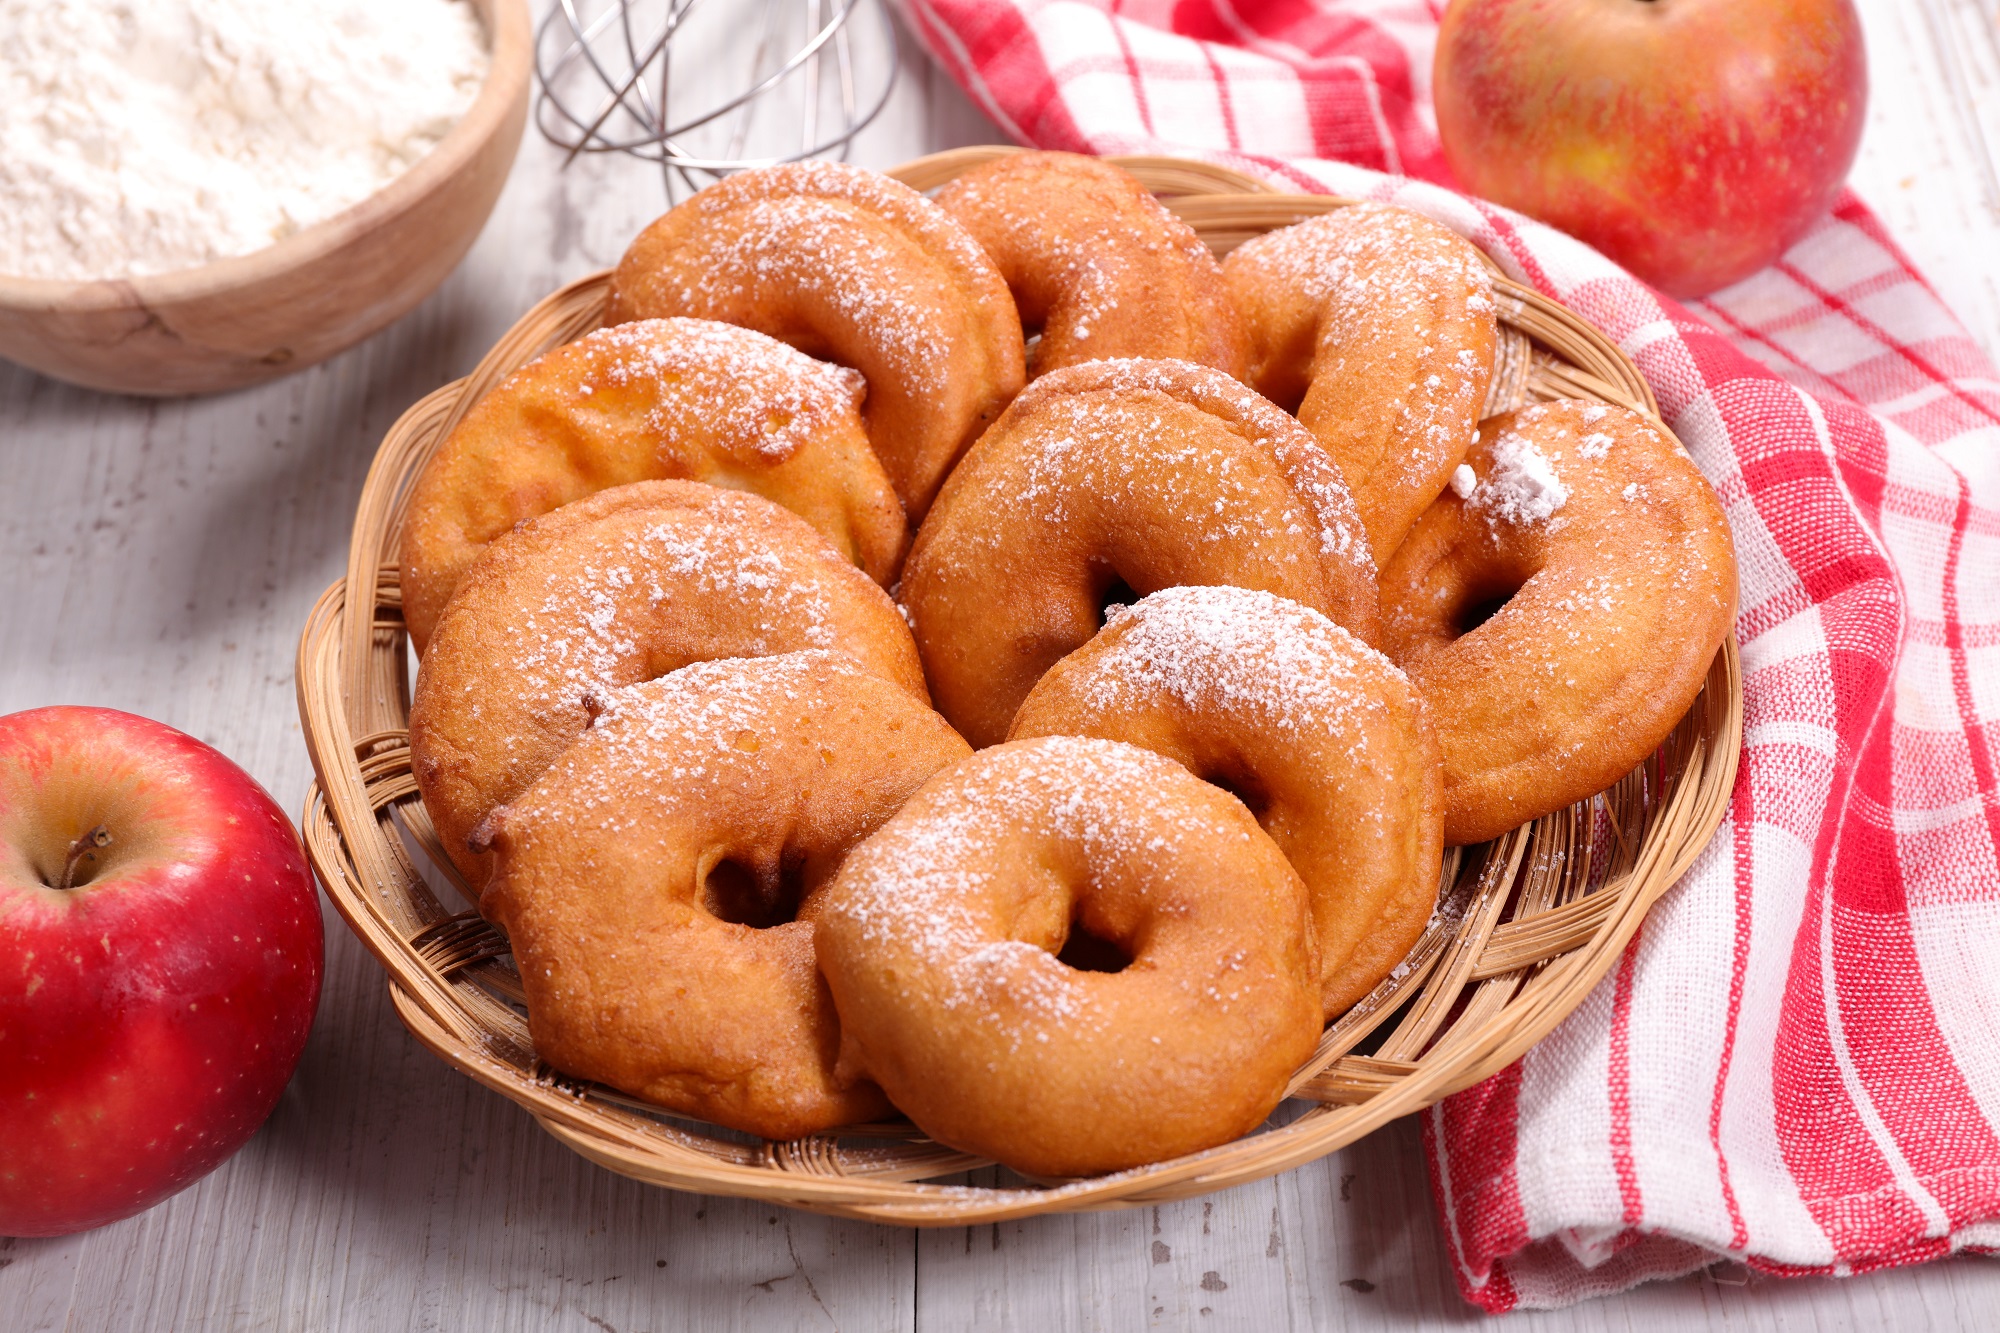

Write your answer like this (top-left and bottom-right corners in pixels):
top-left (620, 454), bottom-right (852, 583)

top-left (58, 825), bottom-right (112, 891)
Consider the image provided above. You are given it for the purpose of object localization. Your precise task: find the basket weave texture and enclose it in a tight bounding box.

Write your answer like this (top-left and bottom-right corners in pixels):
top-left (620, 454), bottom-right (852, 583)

top-left (296, 148), bottom-right (1743, 1225)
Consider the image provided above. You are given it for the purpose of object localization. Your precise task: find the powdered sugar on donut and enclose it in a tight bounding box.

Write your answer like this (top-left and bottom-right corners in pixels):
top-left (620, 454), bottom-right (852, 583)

top-left (1473, 430), bottom-right (1569, 526)
top-left (505, 651), bottom-right (855, 826)
top-left (663, 197), bottom-right (939, 375)
top-left (1069, 586), bottom-right (1400, 743)
top-left (612, 162), bottom-right (1023, 511)
top-left (1239, 204), bottom-right (1494, 323)
top-left (936, 154), bottom-right (1240, 373)
top-left (827, 736), bottom-right (1268, 1038)
top-left (1004, 358), bottom-right (1373, 572)
top-left (941, 157), bottom-right (1220, 299)
top-left (638, 161), bottom-right (1009, 388)
top-left (1233, 204), bottom-right (1496, 485)
top-left (687, 159), bottom-right (1001, 282)
top-left (1466, 404), bottom-right (1579, 526)
top-left (575, 319), bottom-right (866, 462)
top-left (501, 495), bottom-right (853, 715)
top-left (1466, 401), bottom-right (1677, 528)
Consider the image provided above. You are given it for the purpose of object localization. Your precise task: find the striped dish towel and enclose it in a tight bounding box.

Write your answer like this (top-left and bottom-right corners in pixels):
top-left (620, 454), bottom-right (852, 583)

top-left (898, 0), bottom-right (2000, 1311)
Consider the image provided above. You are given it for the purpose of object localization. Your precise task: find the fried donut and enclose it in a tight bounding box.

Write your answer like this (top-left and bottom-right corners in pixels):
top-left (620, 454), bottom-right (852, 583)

top-left (814, 736), bottom-right (1321, 1177)
top-left (475, 652), bottom-right (971, 1140)
top-left (901, 357), bottom-right (1378, 747)
top-left (1223, 204), bottom-right (1497, 565)
top-left (1380, 401), bottom-right (1737, 844)
top-left (409, 480), bottom-right (927, 887)
top-left (934, 151), bottom-right (1249, 380)
top-left (1008, 586), bottom-right (1442, 1017)
top-left (399, 318), bottom-right (907, 653)
top-left (607, 161), bottom-right (1026, 517)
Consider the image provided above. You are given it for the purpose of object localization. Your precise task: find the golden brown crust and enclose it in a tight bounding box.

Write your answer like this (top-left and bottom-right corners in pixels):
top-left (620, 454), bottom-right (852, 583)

top-left (813, 736), bottom-right (1321, 1177)
top-left (398, 318), bottom-right (908, 653)
top-left (1380, 401), bottom-right (1738, 844)
top-left (607, 161), bottom-right (1026, 519)
top-left (409, 480), bottom-right (927, 888)
top-left (935, 151), bottom-right (1249, 381)
top-left (1009, 586), bottom-right (1442, 1017)
top-left (477, 652), bottom-right (970, 1140)
top-left (901, 357), bottom-right (1379, 747)
top-left (1224, 204), bottom-right (1497, 566)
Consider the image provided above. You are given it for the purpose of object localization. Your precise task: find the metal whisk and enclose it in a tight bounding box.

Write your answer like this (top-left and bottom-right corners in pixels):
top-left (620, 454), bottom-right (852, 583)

top-left (534, 0), bottom-right (901, 202)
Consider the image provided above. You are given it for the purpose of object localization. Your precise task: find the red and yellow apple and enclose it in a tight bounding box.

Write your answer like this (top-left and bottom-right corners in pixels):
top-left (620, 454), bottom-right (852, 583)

top-left (0, 707), bottom-right (322, 1237)
top-left (1434, 0), bottom-right (1867, 297)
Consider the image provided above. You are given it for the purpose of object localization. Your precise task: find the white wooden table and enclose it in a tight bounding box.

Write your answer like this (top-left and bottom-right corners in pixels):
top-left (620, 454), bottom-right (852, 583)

top-left (4, 3), bottom-right (1997, 1327)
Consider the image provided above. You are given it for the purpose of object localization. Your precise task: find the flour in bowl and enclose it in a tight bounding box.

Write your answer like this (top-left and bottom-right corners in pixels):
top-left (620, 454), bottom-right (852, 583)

top-left (0, 0), bottom-right (490, 281)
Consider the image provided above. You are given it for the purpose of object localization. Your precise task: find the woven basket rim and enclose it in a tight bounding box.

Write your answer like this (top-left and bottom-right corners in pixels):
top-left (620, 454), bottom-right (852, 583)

top-left (294, 148), bottom-right (1741, 1224)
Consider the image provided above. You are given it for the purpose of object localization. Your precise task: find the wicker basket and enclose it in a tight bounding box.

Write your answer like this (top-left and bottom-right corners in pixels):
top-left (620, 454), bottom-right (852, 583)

top-left (295, 148), bottom-right (1743, 1225)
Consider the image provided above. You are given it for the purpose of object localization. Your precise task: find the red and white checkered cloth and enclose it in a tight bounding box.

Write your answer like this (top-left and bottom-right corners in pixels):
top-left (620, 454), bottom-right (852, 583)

top-left (898, 0), bottom-right (2000, 1311)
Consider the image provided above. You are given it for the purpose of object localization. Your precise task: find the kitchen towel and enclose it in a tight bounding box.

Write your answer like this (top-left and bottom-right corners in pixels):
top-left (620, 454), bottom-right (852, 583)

top-left (898, 0), bottom-right (2000, 1311)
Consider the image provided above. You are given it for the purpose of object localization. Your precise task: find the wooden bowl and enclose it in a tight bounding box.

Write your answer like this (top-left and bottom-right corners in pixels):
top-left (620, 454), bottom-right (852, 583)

top-left (296, 150), bottom-right (1744, 1223)
top-left (0, 0), bottom-right (531, 397)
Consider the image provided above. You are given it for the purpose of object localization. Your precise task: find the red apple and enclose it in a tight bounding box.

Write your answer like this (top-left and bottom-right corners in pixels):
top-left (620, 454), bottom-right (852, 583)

top-left (1434, 0), bottom-right (1867, 297)
top-left (0, 707), bottom-right (322, 1237)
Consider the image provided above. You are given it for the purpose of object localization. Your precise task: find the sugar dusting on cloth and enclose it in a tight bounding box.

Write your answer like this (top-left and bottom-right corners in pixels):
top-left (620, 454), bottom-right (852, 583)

top-left (0, 0), bottom-right (489, 280)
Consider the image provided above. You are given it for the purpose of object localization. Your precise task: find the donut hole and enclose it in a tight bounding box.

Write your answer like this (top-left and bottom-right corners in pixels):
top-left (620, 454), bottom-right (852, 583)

top-left (1454, 592), bottom-right (1515, 636)
top-left (1096, 573), bottom-right (1141, 628)
top-left (1056, 918), bottom-right (1132, 974)
top-left (1023, 329), bottom-right (1046, 372)
top-left (1203, 765), bottom-right (1270, 819)
top-left (1448, 576), bottom-right (1528, 639)
top-left (699, 853), bottom-right (801, 929)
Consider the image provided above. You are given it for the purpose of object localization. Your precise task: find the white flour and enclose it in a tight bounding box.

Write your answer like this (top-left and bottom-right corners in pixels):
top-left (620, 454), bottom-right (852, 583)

top-left (0, 0), bottom-right (490, 281)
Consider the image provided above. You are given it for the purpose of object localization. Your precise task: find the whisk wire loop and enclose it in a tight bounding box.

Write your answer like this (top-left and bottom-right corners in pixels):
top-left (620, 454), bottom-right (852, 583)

top-left (534, 0), bottom-right (900, 201)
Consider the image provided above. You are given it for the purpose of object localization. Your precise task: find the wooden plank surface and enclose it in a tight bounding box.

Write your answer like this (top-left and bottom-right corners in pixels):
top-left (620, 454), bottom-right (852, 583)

top-left (1846, 0), bottom-right (2000, 362)
top-left (2, 2), bottom-right (1996, 1328)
